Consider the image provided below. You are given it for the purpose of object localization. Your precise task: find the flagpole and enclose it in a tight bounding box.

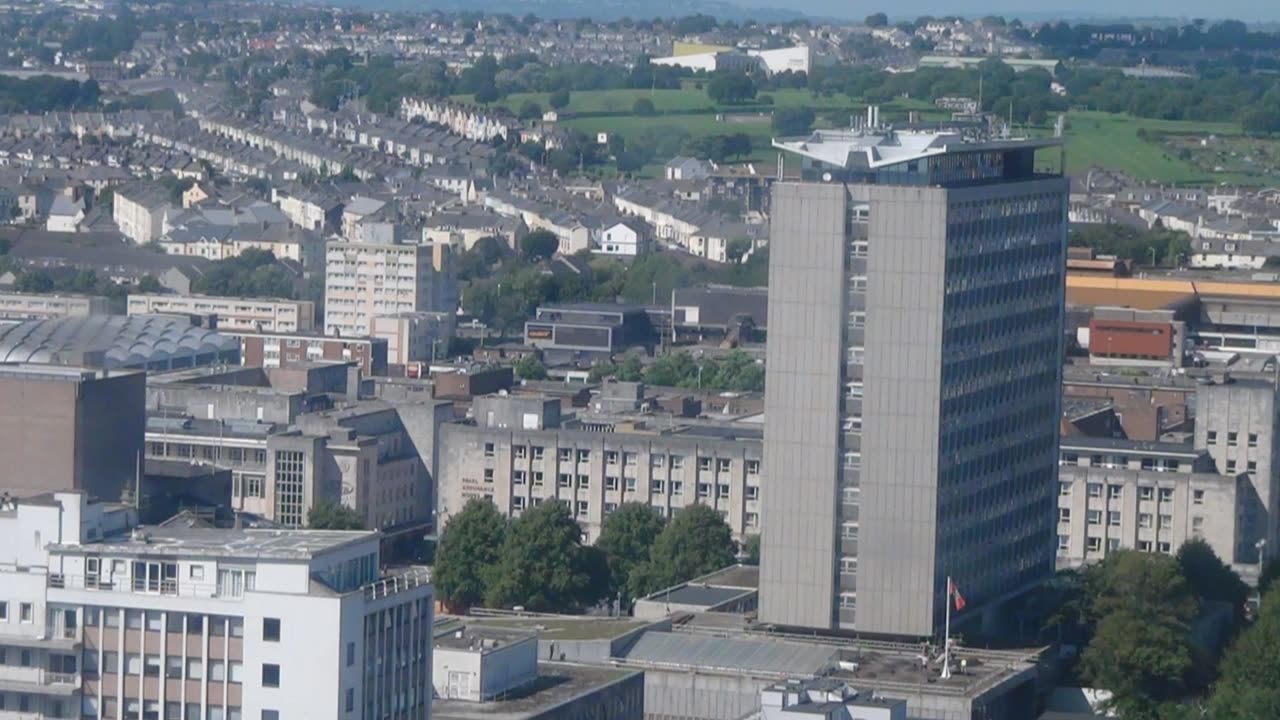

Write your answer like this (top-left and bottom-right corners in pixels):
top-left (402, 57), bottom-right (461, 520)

top-left (941, 576), bottom-right (952, 679)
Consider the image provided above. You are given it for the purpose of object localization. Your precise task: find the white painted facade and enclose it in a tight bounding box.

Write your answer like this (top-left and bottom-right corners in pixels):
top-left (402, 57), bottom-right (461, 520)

top-left (127, 294), bottom-right (316, 333)
top-left (113, 191), bottom-right (172, 245)
top-left (0, 492), bottom-right (435, 720)
top-left (594, 223), bottom-right (645, 257)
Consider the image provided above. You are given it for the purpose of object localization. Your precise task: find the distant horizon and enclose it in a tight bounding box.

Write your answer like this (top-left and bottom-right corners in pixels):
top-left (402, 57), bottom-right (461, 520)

top-left (726, 0), bottom-right (1280, 24)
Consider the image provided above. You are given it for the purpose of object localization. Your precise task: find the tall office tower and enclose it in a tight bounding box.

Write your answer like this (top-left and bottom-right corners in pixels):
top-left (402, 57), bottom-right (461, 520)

top-left (760, 123), bottom-right (1068, 637)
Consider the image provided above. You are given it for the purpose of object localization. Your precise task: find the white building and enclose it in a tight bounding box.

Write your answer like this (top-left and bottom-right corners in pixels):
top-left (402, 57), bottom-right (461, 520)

top-left (431, 627), bottom-right (537, 702)
top-left (651, 45), bottom-right (812, 76)
top-left (0, 491), bottom-right (435, 720)
top-left (0, 492), bottom-right (134, 720)
top-left (126, 294), bottom-right (316, 334)
top-left (47, 196), bottom-right (85, 233)
top-left (0, 292), bottom-right (111, 323)
top-left (593, 222), bottom-right (647, 258)
top-left (325, 238), bottom-right (456, 339)
top-left (113, 186), bottom-right (174, 245)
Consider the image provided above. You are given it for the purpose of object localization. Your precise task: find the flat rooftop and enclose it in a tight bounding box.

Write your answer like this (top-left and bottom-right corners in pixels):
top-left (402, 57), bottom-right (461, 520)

top-left (773, 127), bottom-right (1059, 170)
top-left (618, 629), bottom-right (1042, 696)
top-left (466, 616), bottom-right (651, 641)
top-left (662, 585), bottom-right (753, 607)
top-left (49, 527), bottom-right (377, 560)
top-left (434, 624), bottom-right (535, 652)
top-left (432, 664), bottom-right (637, 720)
top-left (697, 564), bottom-right (759, 589)
top-left (0, 363), bottom-right (132, 382)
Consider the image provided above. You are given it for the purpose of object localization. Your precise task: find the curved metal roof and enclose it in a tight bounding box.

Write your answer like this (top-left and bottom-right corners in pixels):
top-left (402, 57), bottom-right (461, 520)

top-left (0, 314), bottom-right (239, 369)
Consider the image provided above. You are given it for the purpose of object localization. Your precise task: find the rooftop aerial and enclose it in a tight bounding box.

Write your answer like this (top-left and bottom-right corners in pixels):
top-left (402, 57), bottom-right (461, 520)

top-left (772, 124), bottom-right (1061, 171)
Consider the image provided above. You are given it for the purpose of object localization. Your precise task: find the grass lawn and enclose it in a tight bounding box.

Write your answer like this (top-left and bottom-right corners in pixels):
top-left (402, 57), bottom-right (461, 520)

top-left (456, 88), bottom-right (1277, 185)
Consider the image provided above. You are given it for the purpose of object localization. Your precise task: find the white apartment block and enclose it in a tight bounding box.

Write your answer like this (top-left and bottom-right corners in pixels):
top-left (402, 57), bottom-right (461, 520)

top-left (127, 295), bottom-right (316, 334)
top-left (0, 292), bottom-right (111, 323)
top-left (325, 239), bottom-right (454, 339)
top-left (1056, 439), bottom-right (1241, 569)
top-left (0, 491), bottom-right (434, 720)
top-left (114, 188), bottom-right (173, 245)
top-left (438, 396), bottom-right (762, 543)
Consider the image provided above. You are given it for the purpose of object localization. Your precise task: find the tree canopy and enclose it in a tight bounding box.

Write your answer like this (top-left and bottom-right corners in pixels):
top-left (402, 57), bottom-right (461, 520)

top-left (642, 350), bottom-right (764, 392)
top-left (307, 501), bottom-right (364, 530)
top-left (191, 249), bottom-right (296, 299)
top-left (433, 499), bottom-right (508, 611)
top-left (485, 501), bottom-right (608, 612)
top-left (1069, 224), bottom-right (1190, 267)
top-left (596, 503), bottom-right (666, 603)
top-left (520, 230), bottom-right (559, 261)
top-left (514, 354), bottom-right (548, 380)
top-left (630, 504), bottom-right (737, 597)
top-left (1206, 587), bottom-right (1280, 719)
top-left (706, 71), bottom-right (756, 105)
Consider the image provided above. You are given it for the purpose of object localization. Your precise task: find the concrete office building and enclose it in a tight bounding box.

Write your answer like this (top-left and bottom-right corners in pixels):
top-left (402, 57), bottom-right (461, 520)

top-left (126, 295), bottom-right (316, 334)
top-left (324, 238), bottom-right (456, 340)
top-left (1194, 377), bottom-right (1280, 563)
top-left (0, 490), bottom-right (434, 720)
top-left (0, 365), bottom-right (145, 502)
top-left (371, 312), bottom-right (456, 369)
top-left (1055, 437), bottom-right (1242, 568)
top-left (0, 292), bottom-right (111, 324)
top-left (144, 364), bottom-right (451, 531)
top-left (438, 392), bottom-right (763, 543)
top-left (227, 329), bottom-right (388, 376)
top-left (761, 125), bottom-right (1067, 636)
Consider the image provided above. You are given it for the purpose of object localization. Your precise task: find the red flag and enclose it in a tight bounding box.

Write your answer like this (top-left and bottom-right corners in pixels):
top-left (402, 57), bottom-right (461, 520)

top-left (949, 579), bottom-right (966, 612)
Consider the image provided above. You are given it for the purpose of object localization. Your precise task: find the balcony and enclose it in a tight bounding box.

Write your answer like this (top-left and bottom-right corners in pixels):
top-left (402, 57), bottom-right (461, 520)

top-left (0, 666), bottom-right (80, 695)
top-left (47, 574), bottom-right (226, 601)
top-left (364, 567), bottom-right (432, 601)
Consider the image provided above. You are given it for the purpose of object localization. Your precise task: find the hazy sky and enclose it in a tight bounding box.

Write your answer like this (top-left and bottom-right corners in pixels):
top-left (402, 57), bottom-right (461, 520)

top-left (735, 0), bottom-right (1280, 23)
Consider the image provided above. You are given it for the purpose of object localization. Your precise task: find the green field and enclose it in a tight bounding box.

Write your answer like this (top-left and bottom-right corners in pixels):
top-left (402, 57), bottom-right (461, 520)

top-left (458, 88), bottom-right (1280, 185)
top-left (469, 86), bottom-right (923, 117)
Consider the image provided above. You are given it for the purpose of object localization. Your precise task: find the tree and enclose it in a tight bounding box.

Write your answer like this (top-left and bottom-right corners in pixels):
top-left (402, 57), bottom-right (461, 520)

top-left (706, 71), bottom-right (756, 105)
top-left (15, 270), bottom-right (54, 293)
top-left (742, 534), bottom-right (761, 565)
top-left (865, 12), bottom-right (889, 27)
top-left (596, 503), bottom-right (666, 604)
top-left (1176, 538), bottom-right (1249, 629)
top-left (632, 97), bottom-right (657, 116)
top-left (474, 83), bottom-right (500, 105)
top-left (727, 237), bottom-right (753, 263)
top-left (1261, 557), bottom-right (1280, 595)
top-left (485, 501), bottom-right (606, 611)
top-left (518, 99), bottom-right (543, 120)
top-left (616, 353), bottom-right (644, 382)
top-left (192, 249), bottom-right (295, 299)
top-left (1206, 587), bottom-right (1280, 719)
top-left (630, 503), bottom-right (737, 597)
top-left (548, 88), bottom-right (571, 110)
top-left (434, 499), bottom-right (507, 611)
top-left (514, 354), bottom-right (548, 380)
top-left (520, 229), bottom-right (559, 261)
top-left (1079, 552), bottom-right (1199, 718)
top-left (772, 106), bottom-right (815, 136)
top-left (307, 501), bottom-right (364, 530)
top-left (136, 274), bottom-right (163, 293)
